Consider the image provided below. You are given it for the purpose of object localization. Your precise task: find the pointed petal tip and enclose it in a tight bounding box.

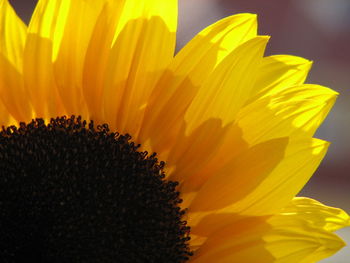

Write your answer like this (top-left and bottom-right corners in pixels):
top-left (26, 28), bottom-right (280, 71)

top-left (227, 13), bottom-right (257, 20)
top-left (239, 13), bottom-right (257, 21)
top-left (301, 84), bottom-right (339, 100)
top-left (310, 138), bottom-right (330, 154)
top-left (218, 13), bottom-right (257, 30)
top-left (316, 85), bottom-right (339, 105)
top-left (317, 84), bottom-right (339, 97)
top-left (330, 89), bottom-right (340, 97)
top-left (328, 234), bottom-right (347, 252)
top-left (302, 58), bottom-right (313, 71)
top-left (255, 35), bottom-right (271, 45)
top-left (269, 54), bottom-right (313, 66)
top-left (244, 35), bottom-right (270, 48)
top-left (258, 35), bottom-right (270, 41)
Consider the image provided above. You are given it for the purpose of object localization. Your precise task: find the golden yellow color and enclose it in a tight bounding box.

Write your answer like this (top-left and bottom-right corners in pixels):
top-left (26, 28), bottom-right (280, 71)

top-left (1, 0), bottom-right (349, 262)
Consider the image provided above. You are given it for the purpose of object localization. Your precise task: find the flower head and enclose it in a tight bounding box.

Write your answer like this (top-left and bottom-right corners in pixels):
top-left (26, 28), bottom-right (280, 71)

top-left (0, 0), bottom-right (349, 262)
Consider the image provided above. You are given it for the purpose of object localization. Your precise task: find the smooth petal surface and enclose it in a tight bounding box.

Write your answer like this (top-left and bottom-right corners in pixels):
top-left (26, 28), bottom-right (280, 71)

top-left (168, 83), bottom-right (337, 192)
top-left (166, 36), bottom-right (268, 184)
top-left (166, 119), bottom-right (231, 184)
top-left (283, 197), bottom-right (350, 232)
top-left (102, 0), bottom-right (177, 137)
top-left (249, 55), bottom-right (312, 101)
top-left (190, 200), bottom-right (347, 263)
top-left (177, 84), bottom-right (337, 191)
top-left (184, 36), bottom-right (268, 134)
top-left (0, 0), bottom-right (31, 123)
top-left (53, 0), bottom-right (106, 117)
top-left (147, 13), bottom-right (257, 114)
top-left (227, 138), bottom-right (329, 216)
top-left (236, 84), bottom-right (338, 144)
top-left (188, 138), bottom-right (329, 217)
top-left (0, 0), bottom-right (26, 70)
top-left (23, 0), bottom-right (70, 118)
top-left (139, 13), bottom-right (257, 154)
top-left (186, 138), bottom-right (287, 212)
top-left (83, 1), bottom-right (126, 123)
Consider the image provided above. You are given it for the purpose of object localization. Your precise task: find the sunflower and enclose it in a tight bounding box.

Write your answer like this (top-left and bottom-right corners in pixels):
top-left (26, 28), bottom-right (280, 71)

top-left (0, 0), bottom-right (348, 262)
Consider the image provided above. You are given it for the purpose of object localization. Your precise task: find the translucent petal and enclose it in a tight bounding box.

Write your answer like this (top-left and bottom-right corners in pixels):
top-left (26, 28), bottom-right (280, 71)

top-left (23, 0), bottom-right (71, 118)
top-left (250, 55), bottom-right (312, 101)
top-left (184, 36), bottom-right (268, 134)
top-left (83, 1), bottom-right (126, 123)
top-left (224, 138), bottom-right (329, 216)
top-left (102, 0), bottom-right (177, 137)
top-left (177, 84), bottom-right (336, 191)
top-left (236, 84), bottom-right (338, 144)
top-left (190, 203), bottom-right (347, 263)
top-left (53, 0), bottom-right (106, 117)
top-left (139, 13), bottom-right (257, 155)
top-left (187, 138), bottom-right (288, 211)
top-left (0, 0), bottom-right (31, 122)
top-left (0, 0), bottom-right (26, 70)
top-left (188, 138), bottom-right (329, 217)
top-left (283, 197), bottom-right (350, 232)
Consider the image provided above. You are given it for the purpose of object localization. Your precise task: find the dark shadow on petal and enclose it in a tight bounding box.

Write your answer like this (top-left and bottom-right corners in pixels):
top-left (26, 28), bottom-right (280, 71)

top-left (191, 215), bottom-right (276, 262)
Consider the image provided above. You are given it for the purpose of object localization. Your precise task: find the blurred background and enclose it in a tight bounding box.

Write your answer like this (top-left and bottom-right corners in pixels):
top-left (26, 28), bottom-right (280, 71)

top-left (9, 0), bottom-right (350, 262)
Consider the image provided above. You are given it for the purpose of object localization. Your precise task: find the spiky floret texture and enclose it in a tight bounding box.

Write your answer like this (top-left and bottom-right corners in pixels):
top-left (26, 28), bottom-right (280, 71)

top-left (0, 116), bottom-right (192, 262)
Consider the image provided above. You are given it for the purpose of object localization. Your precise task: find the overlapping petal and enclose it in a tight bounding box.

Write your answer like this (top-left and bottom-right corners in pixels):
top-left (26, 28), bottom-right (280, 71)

top-left (236, 84), bottom-right (338, 143)
top-left (166, 36), bottom-right (268, 183)
top-left (190, 198), bottom-right (349, 262)
top-left (0, 0), bottom-right (29, 124)
top-left (250, 55), bottom-right (312, 101)
top-left (53, 0), bottom-right (107, 117)
top-left (23, 0), bottom-right (68, 118)
top-left (184, 36), bottom-right (268, 133)
top-left (139, 13), bottom-right (258, 153)
top-left (187, 138), bottom-right (328, 215)
top-left (101, 0), bottom-right (177, 137)
top-left (1, 1), bottom-right (348, 262)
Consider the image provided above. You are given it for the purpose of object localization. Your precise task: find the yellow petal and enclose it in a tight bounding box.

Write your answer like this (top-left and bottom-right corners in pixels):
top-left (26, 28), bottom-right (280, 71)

top-left (165, 36), bottom-right (268, 184)
top-left (190, 204), bottom-right (347, 263)
top-left (175, 13), bottom-right (258, 73)
top-left (53, 0), bottom-right (106, 117)
top-left (102, 0), bottom-right (177, 137)
top-left (186, 84), bottom-right (336, 184)
top-left (166, 118), bottom-right (231, 184)
top-left (23, 0), bottom-right (71, 118)
top-left (229, 138), bottom-right (329, 216)
top-left (236, 84), bottom-right (338, 145)
top-left (265, 206), bottom-right (348, 263)
top-left (189, 198), bottom-right (350, 248)
top-left (184, 36), bottom-right (268, 134)
top-left (0, 0), bottom-right (26, 70)
top-left (249, 55), bottom-right (312, 102)
top-left (188, 138), bottom-right (329, 217)
top-left (0, 0), bottom-right (32, 123)
top-left (188, 138), bottom-right (288, 211)
top-left (83, 1), bottom-right (126, 123)
top-left (0, 56), bottom-right (29, 123)
top-left (139, 13), bottom-right (257, 154)
top-left (283, 197), bottom-right (350, 232)
top-left (151, 13), bottom-right (258, 111)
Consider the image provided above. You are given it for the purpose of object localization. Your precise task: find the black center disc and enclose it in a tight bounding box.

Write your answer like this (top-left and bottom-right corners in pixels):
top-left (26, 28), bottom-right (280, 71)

top-left (0, 116), bottom-right (192, 262)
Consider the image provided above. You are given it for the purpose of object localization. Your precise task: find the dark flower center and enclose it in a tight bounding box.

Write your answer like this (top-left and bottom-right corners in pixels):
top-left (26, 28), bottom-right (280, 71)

top-left (0, 116), bottom-right (192, 262)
